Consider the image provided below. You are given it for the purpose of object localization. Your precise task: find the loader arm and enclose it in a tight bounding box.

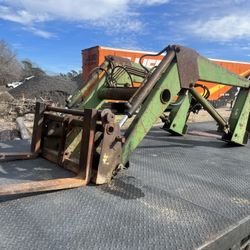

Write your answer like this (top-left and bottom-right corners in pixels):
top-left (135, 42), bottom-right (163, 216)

top-left (0, 45), bottom-right (249, 196)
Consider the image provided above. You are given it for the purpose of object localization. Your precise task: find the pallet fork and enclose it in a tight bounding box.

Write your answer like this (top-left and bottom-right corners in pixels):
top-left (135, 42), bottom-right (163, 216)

top-left (0, 104), bottom-right (123, 195)
top-left (0, 45), bottom-right (250, 196)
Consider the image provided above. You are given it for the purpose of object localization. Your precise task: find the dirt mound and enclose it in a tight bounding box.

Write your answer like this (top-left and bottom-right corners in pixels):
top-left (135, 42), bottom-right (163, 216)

top-left (0, 85), bottom-right (8, 92)
top-left (0, 91), bottom-right (14, 102)
top-left (73, 73), bottom-right (84, 88)
top-left (9, 76), bottom-right (79, 105)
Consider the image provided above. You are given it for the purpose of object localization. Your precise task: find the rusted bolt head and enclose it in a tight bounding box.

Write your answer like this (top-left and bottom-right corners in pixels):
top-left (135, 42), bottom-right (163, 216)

top-left (106, 113), bottom-right (115, 123)
top-left (101, 109), bottom-right (115, 123)
top-left (116, 136), bottom-right (126, 144)
top-left (175, 46), bottom-right (180, 53)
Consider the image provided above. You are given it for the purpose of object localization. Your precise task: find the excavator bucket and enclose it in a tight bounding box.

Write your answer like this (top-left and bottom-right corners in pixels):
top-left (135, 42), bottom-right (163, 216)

top-left (0, 102), bottom-right (123, 196)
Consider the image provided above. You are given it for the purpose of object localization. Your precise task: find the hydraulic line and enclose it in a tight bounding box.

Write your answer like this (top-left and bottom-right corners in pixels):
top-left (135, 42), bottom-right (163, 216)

top-left (139, 46), bottom-right (169, 73)
top-left (189, 87), bottom-right (229, 131)
top-left (67, 61), bottom-right (109, 108)
top-left (188, 84), bottom-right (210, 113)
top-left (110, 65), bottom-right (134, 87)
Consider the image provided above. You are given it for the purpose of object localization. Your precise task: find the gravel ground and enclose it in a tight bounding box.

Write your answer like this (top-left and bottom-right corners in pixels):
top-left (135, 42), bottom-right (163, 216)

top-left (9, 76), bottom-right (80, 105)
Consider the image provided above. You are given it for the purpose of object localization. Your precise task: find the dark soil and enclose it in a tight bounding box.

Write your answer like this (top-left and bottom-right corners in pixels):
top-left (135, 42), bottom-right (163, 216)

top-left (73, 73), bottom-right (84, 88)
top-left (9, 76), bottom-right (80, 105)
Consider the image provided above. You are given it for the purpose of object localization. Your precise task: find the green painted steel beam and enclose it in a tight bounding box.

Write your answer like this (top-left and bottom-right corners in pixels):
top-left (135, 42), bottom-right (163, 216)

top-left (166, 92), bottom-right (191, 135)
top-left (223, 88), bottom-right (250, 144)
top-left (78, 76), bottom-right (106, 109)
top-left (67, 61), bottom-right (109, 108)
top-left (198, 57), bottom-right (250, 88)
top-left (122, 63), bottom-right (181, 164)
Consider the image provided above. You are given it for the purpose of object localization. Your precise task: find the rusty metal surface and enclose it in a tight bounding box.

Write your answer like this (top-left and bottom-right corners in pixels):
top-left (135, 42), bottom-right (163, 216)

top-left (67, 61), bottom-right (109, 108)
top-left (0, 177), bottom-right (86, 196)
top-left (0, 104), bottom-right (122, 195)
top-left (92, 109), bottom-right (123, 184)
top-left (44, 113), bottom-right (84, 127)
top-left (42, 148), bottom-right (80, 174)
top-left (46, 106), bottom-right (86, 116)
top-left (31, 102), bottom-right (46, 153)
top-left (0, 152), bottom-right (37, 160)
top-left (1, 104), bottom-right (83, 195)
top-left (98, 87), bottom-right (137, 100)
top-left (94, 123), bottom-right (123, 184)
top-left (0, 122), bottom-right (249, 249)
top-left (106, 55), bottom-right (132, 67)
top-left (78, 109), bottom-right (98, 183)
top-left (176, 46), bottom-right (200, 88)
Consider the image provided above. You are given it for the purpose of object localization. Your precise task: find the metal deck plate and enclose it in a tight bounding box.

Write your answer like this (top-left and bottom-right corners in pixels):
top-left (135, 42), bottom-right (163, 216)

top-left (0, 122), bottom-right (249, 250)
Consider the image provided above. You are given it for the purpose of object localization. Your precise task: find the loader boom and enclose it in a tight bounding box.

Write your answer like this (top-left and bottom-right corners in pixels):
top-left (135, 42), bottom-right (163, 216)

top-left (0, 44), bottom-right (249, 196)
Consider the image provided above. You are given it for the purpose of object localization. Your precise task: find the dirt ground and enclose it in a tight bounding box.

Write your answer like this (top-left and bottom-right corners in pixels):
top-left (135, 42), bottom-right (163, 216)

top-left (116, 106), bottom-right (231, 128)
top-left (0, 92), bottom-right (35, 141)
top-left (188, 107), bottom-right (231, 123)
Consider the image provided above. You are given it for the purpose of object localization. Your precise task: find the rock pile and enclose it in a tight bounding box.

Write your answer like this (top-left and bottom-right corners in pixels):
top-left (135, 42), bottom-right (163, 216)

top-left (9, 76), bottom-right (80, 105)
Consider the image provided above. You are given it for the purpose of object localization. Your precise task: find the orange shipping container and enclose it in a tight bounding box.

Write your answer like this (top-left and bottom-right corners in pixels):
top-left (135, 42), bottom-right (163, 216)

top-left (82, 46), bottom-right (250, 102)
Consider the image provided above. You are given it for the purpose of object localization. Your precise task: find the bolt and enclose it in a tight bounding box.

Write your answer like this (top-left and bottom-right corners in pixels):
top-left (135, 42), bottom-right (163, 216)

top-left (175, 46), bottom-right (180, 53)
top-left (116, 136), bottom-right (126, 144)
top-left (101, 109), bottom-right (115, 123)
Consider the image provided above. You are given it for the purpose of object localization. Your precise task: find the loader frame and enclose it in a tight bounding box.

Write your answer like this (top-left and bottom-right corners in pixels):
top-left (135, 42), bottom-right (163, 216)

top-left (0, 44), bottom-right (250, 196)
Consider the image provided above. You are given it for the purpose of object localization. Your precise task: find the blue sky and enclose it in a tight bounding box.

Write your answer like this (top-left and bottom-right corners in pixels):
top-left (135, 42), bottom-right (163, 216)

top-left (0, 0), bottom-right (250, 74)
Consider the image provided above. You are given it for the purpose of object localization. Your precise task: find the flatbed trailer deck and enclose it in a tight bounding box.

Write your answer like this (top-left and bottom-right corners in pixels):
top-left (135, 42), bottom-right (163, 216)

top-left (0, 122), bottom-right (249, 250)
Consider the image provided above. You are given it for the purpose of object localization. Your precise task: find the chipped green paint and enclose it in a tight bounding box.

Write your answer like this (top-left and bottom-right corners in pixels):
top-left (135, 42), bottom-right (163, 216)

top-left (122, 63), bottom-right (181, 164)
top-left (226, 88), bottom-right (250, 144)
top-left (66, 46), bottom-right (250, 167)
top-left (78, 76), bottom-right (106, 109)
top-left (198, 57), bottom-right (250, 88)
top-left (167, 92), bottom-right (191, 135)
